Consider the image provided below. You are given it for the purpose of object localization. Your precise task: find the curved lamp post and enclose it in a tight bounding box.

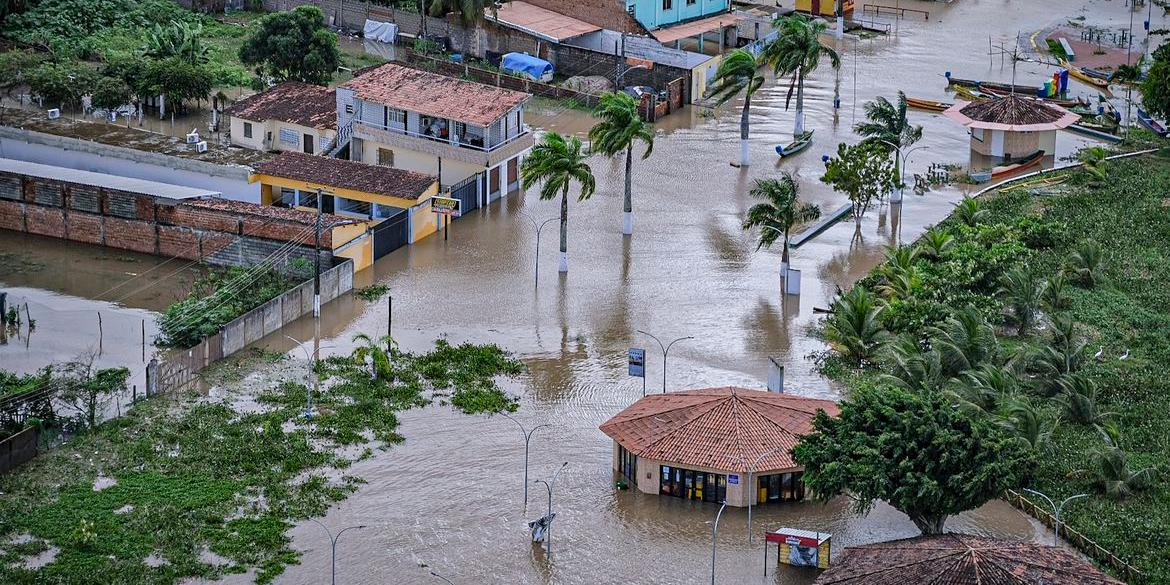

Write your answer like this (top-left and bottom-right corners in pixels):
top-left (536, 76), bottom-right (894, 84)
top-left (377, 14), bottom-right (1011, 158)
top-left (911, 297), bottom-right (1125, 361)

top-left (534, 462), bottom-right (569, 556)
top-left (517, 210), bottom-right (559, 289)
top-left (636, 330), bottom-right (694, 393)
top-left (284, 334), bottom-right (331, 421)
top-left (307, 519), bottom-right (366, 585)
top-left (710, 500), bottom-right (729, 585)
top-left (745, 445), bottom-right (788, 546)
top-left (878, 140), bottom-right (929, 203)
top-left (1022, 488), bottom-right (1089, 546)
top-left (430, 570), bottom-right (456, 585)
top-left (501, 412), bottom-right (551, 509)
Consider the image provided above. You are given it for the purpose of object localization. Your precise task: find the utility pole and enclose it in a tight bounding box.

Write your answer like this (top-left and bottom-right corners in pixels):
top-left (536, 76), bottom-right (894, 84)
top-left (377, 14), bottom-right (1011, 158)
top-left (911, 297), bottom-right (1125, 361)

top-left (313, 187), bottom-right (325, 318)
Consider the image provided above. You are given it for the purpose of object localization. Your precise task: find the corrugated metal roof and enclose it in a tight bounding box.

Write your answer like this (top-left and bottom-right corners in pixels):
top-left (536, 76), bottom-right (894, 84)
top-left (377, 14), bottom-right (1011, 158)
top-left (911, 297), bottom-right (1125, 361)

top-left (0, 157), bottom-right (220, 200)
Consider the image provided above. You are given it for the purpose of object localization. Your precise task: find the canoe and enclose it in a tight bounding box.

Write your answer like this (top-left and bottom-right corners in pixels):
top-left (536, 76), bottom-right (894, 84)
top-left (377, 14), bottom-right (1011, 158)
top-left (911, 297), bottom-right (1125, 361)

top-left (1081, 67), bottom-right (1114, 81)
top-left (1067, 124), bottom-right (1124, 143)
top-left (776, 130), bottom-right (814, 157)
top-left (1062, 60), bottom-right (1111, 91)
top-left (990, 150), bottom-right (1045, 179)
top-left (906, 97), bottom-right (952, 112)
top-left (946, 75), bottom-right (1043, 95)
top-left (1137, 109), bottom-right (1168, 136)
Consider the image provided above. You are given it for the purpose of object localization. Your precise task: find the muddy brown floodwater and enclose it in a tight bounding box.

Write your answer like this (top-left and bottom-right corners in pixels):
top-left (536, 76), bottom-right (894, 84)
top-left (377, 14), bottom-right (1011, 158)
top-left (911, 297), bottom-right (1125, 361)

top-left (254, 1), bottom-right (1162, 583)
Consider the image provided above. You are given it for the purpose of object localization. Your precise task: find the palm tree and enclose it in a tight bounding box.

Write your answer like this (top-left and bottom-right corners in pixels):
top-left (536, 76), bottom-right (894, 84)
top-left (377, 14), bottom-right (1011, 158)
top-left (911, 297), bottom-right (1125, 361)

top-left (854, 91), bottom-right (924, 190)
top-left (917, 228), bottom-right (954, 259)
top-left (741, 173), bottom-right (821, 277)
top-left (1078, 444), bottom-right (1160, 500)
top-left (1041, 273), bottom-right (1070, 312)
top-left (878, 334), bottom-right (943, 391)
top-left (520, 132), bottom-right (596, 273)
top-left (954, 196), bottom-right (987, 227)
top-left (998, 398), bottom-right (1058, 452)
top-left (997, 268), bottom-right (1044, 335)
top-left (1077, 146), bottom-right (1109, 183)
top-left (764, 15), bottom-right (841, 137)
top-left (1058, 374), bottom-right (1114, 426)
top-left (352, 333), bottom-right (394, 380)
top-left (589, 92), bottom-right (655, 236)
top-left (708, 49), bottom-right (765, 167)
top-left (927, 308), bottom-right (998, 377)
top-left (823, 286), bottom-right (889, 367)
top-left (1066, 239), bottom-right (1105, 288)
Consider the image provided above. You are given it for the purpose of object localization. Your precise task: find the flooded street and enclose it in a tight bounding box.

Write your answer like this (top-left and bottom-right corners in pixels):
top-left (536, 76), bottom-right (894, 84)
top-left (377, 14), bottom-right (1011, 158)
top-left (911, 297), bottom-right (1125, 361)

top-left (253, 1), bottom-right (1153, 583)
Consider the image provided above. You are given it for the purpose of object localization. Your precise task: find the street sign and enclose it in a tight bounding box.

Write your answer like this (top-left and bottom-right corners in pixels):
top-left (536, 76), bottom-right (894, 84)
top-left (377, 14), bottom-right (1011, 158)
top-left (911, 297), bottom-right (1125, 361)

top-left (728, 474), bottom-right (739, 485)
top-left (430, 195), bottom-right (461, 216)
top-left (628, 348), bottom-right (645, 377)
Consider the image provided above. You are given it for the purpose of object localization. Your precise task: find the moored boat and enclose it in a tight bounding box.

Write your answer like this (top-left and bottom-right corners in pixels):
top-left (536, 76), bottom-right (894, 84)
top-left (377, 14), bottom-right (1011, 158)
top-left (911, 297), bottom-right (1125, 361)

top-left (990, 150), bottom-right (1045, 179)
top-left (1067, 124), bottom-right (1123, 143)
top-left (906, 97), bottom-right (952, 112)
top-left (1137, 109), bottom-right (1168, 136)
top-left (776, 130), bottom-right (814, 157)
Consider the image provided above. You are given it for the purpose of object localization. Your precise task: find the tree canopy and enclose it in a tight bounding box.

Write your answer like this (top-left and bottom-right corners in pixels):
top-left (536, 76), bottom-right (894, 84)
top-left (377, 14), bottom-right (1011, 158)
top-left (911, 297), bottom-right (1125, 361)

top-left (793, 386), bottom-right (1035, 534)
top-left (822, 141), bottom-right (897, 222)
top-left (26, 62), bottom-right (99, 108)
top-left (142, 57), bottom-right (213, 109)
top-left (238, 5), bottom-right (339, 85)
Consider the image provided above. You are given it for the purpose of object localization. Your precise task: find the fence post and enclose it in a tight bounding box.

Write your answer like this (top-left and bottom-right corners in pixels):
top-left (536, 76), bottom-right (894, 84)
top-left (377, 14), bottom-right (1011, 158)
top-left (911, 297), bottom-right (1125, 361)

top-left (146, 358), bottom-right (159, 397)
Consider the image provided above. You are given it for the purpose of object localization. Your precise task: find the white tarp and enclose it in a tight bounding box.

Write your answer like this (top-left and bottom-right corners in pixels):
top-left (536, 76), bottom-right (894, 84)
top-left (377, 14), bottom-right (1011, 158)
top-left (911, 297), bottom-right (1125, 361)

top-left (363, 19), bottom-right (398, 44)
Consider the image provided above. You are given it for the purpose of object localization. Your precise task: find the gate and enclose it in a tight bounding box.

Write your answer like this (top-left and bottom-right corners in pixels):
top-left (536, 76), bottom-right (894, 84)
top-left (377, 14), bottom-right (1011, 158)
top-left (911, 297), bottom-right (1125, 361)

top-left (373, 208), bottom-right (410, 259)
top-left (449, 174), bottom-right (480, 216)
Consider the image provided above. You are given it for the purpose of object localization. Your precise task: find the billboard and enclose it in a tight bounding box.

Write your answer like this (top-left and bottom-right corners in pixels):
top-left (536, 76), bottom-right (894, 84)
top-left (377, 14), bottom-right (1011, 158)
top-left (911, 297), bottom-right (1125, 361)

top-left (628, 348), bottom-right (645, 378)
top-left (430, 196), bottom-right (461, 217)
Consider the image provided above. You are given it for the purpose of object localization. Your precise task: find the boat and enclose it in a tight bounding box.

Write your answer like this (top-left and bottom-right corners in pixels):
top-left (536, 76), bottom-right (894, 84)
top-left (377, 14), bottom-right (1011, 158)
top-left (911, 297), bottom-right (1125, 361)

top-left (1081, 67), bottom-right (1114, 81)
top-left (776, 130), bottom-right (814, 157)
top-left (1062, 60), bottom-right (1111, 91)
top-left (945, 75), bottom-right (1043, 95)
top-left (952, 85), bottom-right (987, 101)
top-left (906, 97), bottom-right (952, 112)
top-left (1137, 109), bottom-right (1168, 136)
top-left (1067, 124), bottom-right (1124, 143)
top-left (990, 150), bottom-right (1045, 179)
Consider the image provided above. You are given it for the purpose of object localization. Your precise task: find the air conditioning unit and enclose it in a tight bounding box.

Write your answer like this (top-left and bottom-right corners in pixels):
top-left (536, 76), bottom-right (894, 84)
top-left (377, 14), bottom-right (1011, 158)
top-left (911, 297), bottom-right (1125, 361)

top-left (195, 141), bottom-right (208, 153)
top-left (47, 108), bottom-right (60, 119)
top-left (186, 130), bottom-right (200, 144)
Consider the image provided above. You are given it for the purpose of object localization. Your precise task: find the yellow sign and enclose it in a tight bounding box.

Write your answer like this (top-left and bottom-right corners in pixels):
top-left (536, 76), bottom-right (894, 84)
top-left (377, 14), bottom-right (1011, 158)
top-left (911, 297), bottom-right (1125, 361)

top-left (430, 196), bottom-right (461, 216)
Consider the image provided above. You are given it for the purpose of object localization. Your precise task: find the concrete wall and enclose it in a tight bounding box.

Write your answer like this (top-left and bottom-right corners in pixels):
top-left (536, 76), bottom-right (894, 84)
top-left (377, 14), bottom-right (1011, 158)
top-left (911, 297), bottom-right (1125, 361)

top-left (0, 127), bottom-right (260, 203)
top-left (359, 139), bottom-right (484, 187)
top-left (628, 0), bottom-right (729, 29)
top-left (554, 43), bottom-right (693, 103)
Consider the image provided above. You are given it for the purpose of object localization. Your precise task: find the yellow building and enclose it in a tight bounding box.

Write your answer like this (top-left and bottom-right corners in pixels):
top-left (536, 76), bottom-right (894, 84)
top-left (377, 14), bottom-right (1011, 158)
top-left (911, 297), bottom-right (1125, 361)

top-left (251, 152), bottom-right (441, 269)
top-left (226, 82), bottom-right (338, 155)
top-left (795, 0), bottom-right (854, 17)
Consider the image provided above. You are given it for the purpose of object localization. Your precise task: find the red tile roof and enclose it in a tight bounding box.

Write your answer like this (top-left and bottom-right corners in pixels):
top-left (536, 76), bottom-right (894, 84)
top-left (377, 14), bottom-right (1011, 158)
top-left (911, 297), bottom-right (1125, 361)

top-left (599, 387), bottom-right (838, 473)
top-left (253, 152), bottom-right (437, 201)
top-left (183, 198), bottom-right (358, 229)
top-left (815, 534), bottom-right (1125, 585)
top-left (226, 82), bottom-right (337, 130)
top-left (342, 63), bottom-right (530, 127)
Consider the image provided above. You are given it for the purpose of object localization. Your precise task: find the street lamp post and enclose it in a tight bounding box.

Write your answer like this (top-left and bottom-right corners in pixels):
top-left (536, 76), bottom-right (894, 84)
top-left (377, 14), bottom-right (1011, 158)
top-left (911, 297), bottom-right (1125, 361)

top-left (534, 462), bottom-right (568, 556)
top-left (307, 519), bottom-right (366, 585)
top-left (710, 500), bottom-right (729, 585)
top-left (501, 413), bottom-right (551, 509)
top-left (878, 140), bottom-right (929, 203)
top-left (1022, 488), bottom-right (1089, 546)
top-left (745, 446), bottom-right (787, 546)
top-left (430, 570), bottom-right (456, 585)
top-left (636, 330), bottom-right (694, 393)
top-left (518, 210), bottom-right (559, 289)
top-left (284, 334), bottom-right (320, 420)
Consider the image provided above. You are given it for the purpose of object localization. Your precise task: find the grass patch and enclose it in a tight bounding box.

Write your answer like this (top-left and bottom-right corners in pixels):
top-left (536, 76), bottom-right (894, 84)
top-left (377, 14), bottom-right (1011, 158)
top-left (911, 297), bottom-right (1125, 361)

top-left (353, 283), bottom-right (389, 301)
top-left (0, 338), bottom-right (523, 583)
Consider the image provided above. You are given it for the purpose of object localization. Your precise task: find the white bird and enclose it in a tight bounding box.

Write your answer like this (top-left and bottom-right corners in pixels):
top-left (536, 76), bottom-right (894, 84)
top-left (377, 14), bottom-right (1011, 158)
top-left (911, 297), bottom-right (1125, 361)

top-left (1093, 346), bottom-right (1105, 360)
top-left (1119, 349), bottom-right (1130, 360)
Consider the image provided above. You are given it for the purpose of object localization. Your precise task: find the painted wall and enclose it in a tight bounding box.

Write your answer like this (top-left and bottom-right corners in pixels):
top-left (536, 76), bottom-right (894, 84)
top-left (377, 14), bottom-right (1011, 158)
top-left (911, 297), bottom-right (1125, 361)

top-left (358, 140), bottom-right (484, 187)
top-left (229, 117), bottom-right (336, 155)
top-left (627, 0), bottom-right (728, 30)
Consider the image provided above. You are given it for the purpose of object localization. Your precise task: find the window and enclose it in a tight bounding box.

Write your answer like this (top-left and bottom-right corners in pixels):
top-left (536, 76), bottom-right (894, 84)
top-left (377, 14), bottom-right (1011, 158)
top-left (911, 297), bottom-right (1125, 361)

top-left (385, 107), bottom-right (405, 127)
top-left (662, 0), bottom-right (671, 9)
top-left (337, 197), bottom-right (372, 217)
top-left (278, 128), bottom-right (298, 146)
top-left (345, 103), bottom-right (354, 115)
top-left (377, 148), bottom-right (395, 167)
top-left (618, 444), bottom-right (638, 487)
top-left (687, 0), bottom-right (695, 4)
top-left (243, 122), bottom-right (253, 139)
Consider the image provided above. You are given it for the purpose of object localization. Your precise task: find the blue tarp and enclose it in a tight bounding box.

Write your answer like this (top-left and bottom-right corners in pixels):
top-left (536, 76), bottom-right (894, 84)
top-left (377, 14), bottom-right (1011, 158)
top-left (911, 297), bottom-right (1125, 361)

top-left (501, 52), bottom-right (553, 82)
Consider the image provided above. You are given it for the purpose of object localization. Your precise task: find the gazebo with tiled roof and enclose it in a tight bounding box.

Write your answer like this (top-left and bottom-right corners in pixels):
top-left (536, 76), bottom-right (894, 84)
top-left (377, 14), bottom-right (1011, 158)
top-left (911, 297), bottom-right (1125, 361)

top-left (815, 533), bottom-right (1124, 585)
top-left (599, 387), bottom-right (837, 506)
top-left (944, 94), bottom-right (1079, 160)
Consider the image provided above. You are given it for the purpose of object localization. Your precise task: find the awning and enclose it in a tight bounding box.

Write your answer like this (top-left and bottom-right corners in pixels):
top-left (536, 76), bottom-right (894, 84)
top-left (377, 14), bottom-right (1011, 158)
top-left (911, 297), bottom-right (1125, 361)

top-left (943, 99), bottom-right (1080, 132)
top-left (491, 1), bottom-right (600, 43)
top-left (650, 13), bottom-right (744, 45)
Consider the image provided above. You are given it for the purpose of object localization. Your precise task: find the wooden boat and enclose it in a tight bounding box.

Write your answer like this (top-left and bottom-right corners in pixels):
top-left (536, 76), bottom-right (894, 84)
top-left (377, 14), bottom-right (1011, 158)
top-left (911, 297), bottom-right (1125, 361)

top-left (906, 97), bottom-right (952, 112)
top-left (776, 130), bottom-right (814, 157)
top-left (946, 75), bottom-right (1043, 95)
top-left (990, 150), bottom-right (1045, 179)
top-left (1081, 67), bottom-right (1114, 81)
top-left (1067, 124), bottom-right (1123, 143)
top-left (1062, 60), bottom-right (1111, 91)
top-left (1137, 109), bottom-right (1168, 136)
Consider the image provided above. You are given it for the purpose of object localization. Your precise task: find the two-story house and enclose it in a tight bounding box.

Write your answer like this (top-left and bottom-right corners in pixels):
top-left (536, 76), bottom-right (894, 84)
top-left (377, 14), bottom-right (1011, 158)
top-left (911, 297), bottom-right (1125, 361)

top-left (334, 63), bottom-right (534, 211)
top-left (226, 82), bottom-right (337, 155)
top-left (626, 0), bottom-right (729, 30)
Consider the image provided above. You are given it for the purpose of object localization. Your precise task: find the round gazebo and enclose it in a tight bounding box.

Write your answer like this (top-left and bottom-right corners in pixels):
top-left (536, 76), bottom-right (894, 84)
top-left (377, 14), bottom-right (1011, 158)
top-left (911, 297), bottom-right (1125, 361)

top-left (814, 533), bottom-right (1124, 584)
top-left (944, 94), bottom-right (1080, 160)
top-left (598, 387), bottom-right (837, 507)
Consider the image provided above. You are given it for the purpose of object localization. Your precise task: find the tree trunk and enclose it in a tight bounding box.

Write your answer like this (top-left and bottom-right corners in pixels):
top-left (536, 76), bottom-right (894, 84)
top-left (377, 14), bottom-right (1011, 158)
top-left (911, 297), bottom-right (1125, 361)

top-left (794, 71), bottom-right (805, 136)
top-left (781, 232), bottom-right (791, 279)
top-left (623, 146), bottom-right (633, 235)
top-left (559, 185), bottom-right (569, 272)
top-left (909, 513), bottom-right (948, 535)
top-left (739, 92), bottom-right (752, 167)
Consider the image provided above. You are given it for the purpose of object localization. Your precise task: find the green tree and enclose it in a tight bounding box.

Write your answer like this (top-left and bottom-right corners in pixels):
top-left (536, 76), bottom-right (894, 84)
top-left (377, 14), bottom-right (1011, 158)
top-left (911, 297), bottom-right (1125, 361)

top-left (1077, 146), bottom-right (1109, 184)
top-left (56, 355), bottom-right (130, 429)
top-left (239, 5), bottom-right (339, 85)
top-left (142, 57), bottom-right (212, 112)
top-left (588, 92), bottom-right (655, 236)
top-left (708, 49), bottom-right (765, 167)
top-left (519, 132), bottom-right (596, 273)
top-left (854, 91), bottom-right (923, 193)
top-left (352, 333), bottom-right (395, 380)
top-left (1141, 45), bottom-right (1170, 119)
top-left (823, 286), bottom-right (889, 367)
top-left (821, 141), bottom-right (897, 223)
top-left (142, 20), bottom-right (209, 65)
top-left (764, 15), bottom-right (840, 137)
top-left (0, 50), bottom-right (46, 96)
top-left (1065, 239), bottom-right (1104, 288)
top-left (954, 196), bottom-right (987, 226)
top-left (916, 228), bottom-right (954, 259)
top-left (741, 173), bottom-right (820, 276)
top-left (794, 386), bottom-right (1035, 534)
top-left (1076, 439), bottom-right (1160, 500)
top-left (996, 267), bottom-right (1044, 336)
top-left (26, 62), bottom-right (99, 109)
top-left (424, 0), bottom-right (489, 23)
top-left (926, 308), bottom-right (998, 378)
top-left (90, 76), bottom-right (132, 113)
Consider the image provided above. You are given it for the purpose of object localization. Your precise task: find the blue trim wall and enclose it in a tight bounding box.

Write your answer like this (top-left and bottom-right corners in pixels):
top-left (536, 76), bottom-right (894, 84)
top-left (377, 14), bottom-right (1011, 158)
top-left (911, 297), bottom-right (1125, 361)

top-left (627, 0), bottom-right (729, 30)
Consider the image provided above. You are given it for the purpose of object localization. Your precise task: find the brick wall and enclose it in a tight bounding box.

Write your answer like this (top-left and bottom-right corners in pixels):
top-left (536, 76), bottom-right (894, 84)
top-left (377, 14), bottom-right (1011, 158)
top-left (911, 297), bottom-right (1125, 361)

top-left (0, 170), bottom-right (333, 269)
top-left (553, 43), bottom-right (692, 102)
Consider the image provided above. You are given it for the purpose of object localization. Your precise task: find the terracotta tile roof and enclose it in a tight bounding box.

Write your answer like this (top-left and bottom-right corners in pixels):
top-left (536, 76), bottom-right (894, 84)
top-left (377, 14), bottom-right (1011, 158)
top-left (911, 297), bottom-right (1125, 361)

top-left (342, 63), bottom-right (530, 127)
top-left (183, 198), bottom-right (357, 229)
top-left (815, 534), bottom-right (1125, 585)
top-left (598, 387), bottom-right (838, 473)
top-left (253, 152), bottom-right (437, 201)
top-left (494, 1), bottom-right (600, 41)
top-left (226, 82), bottom-right (337, 130)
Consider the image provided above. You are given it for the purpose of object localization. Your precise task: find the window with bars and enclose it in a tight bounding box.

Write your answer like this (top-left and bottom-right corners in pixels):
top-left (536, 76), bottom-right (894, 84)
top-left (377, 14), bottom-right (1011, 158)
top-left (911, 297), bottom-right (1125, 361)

top-left (377, 148), bottom-right (395, 167)
top-left (662, 0), bottom-right (672, 9)
top-left (278, 128), bottom-right (298, 145)
top-left (243, 122), bottom-right (253, 138)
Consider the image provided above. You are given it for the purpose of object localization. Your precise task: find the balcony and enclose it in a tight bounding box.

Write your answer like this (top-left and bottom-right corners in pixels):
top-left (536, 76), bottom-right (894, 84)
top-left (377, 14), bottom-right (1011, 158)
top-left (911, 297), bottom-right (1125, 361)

top-left (352, 120), bottom-right (534, 168)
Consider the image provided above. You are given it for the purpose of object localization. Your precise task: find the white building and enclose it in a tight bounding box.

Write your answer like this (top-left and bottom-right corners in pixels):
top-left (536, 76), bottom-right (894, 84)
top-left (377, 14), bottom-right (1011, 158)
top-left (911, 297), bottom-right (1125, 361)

top-left (225, 82), bottom-right (337, 156)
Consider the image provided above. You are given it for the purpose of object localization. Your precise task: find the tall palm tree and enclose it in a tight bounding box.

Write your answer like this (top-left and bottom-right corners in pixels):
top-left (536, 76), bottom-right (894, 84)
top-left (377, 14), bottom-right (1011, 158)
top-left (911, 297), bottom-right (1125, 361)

top-left (999, 398), bottom-right (1058, 452)
top-left (708, 49), bottom-right (765, 167)
top-left (588, 92), bottom-right (655, 236)
top-left (1078, 443), bottom-right (1160, 500)
top-left (927, 308), bottom-right (999, 377)
top-left (741, 173), bottom-right (821, 277)
top-left (764, 15), bottom-right (841, 137)
top-left (520, 132), bottom-right (596, 273)
top-left (854, 91), bottom-right (923, 191)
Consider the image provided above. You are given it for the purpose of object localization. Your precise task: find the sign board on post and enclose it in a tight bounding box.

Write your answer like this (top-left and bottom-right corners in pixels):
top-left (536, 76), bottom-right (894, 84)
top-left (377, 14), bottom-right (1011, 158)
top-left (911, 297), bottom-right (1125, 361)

top-left (728, 474), bottom-right (739, 485)
top-left (430, 196), bottom-right (461, 217)
top-left (628, 348), bottom-right (645, 377)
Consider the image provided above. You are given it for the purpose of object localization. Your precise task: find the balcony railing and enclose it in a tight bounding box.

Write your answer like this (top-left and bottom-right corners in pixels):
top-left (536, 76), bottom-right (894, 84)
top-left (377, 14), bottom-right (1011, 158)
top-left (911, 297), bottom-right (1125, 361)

top-left (352, 121), bottom-right (534, 167)
top-left (355, 120), bottom-right (531, 153)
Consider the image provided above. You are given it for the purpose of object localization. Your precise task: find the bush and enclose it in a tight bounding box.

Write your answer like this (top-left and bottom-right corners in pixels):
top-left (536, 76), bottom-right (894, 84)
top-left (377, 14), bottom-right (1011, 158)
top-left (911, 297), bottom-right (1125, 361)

top-left (156, 265), bottom-right (300, 349)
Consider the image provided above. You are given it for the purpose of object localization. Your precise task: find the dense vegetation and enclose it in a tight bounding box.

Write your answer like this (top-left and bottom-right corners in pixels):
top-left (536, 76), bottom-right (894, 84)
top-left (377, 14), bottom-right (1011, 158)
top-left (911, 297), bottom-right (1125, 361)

top-left (0, 359), bottom-right (130, 439)
top-left (816, 153), bottom-right (1170, 580)
top-left (0, 338), bottom-right (522, 583)
top-left (156, 265), bottom-right (302, 349)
